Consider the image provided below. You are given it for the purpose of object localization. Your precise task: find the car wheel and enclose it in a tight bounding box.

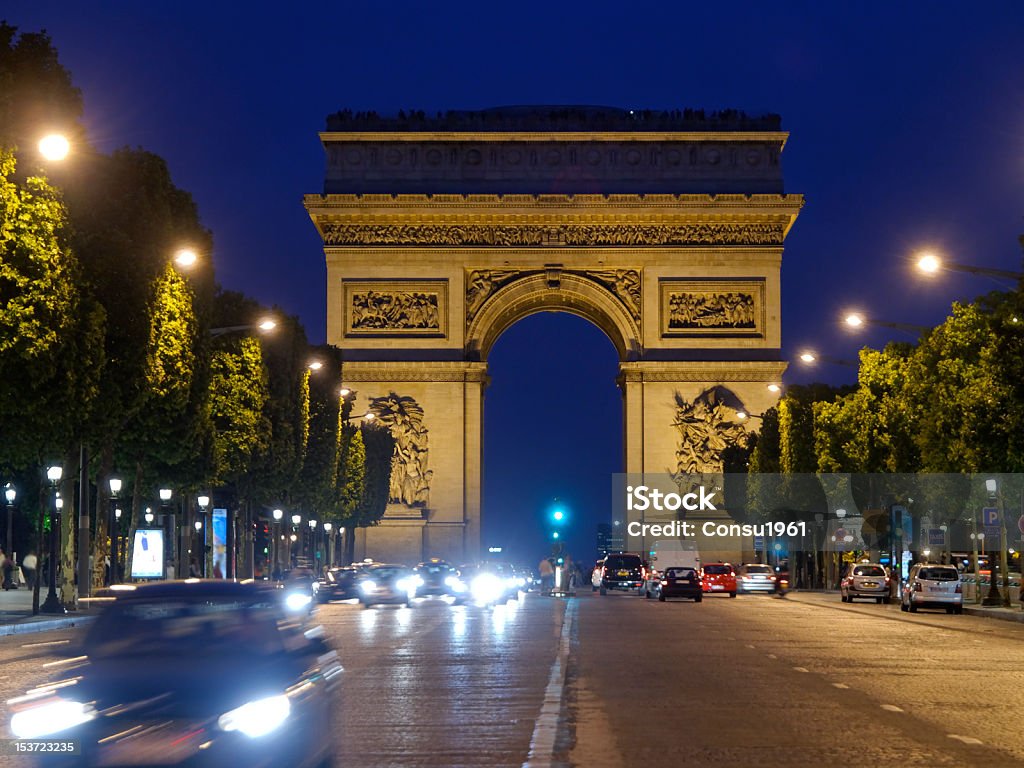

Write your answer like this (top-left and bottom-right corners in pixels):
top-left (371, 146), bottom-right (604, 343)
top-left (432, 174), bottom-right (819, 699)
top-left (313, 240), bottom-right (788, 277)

top-left (909, 603), bottom-right (918, 613)
top-left (876, 597), bottom-right (883, 604)
top-left (658, 593), bottom-right (666, 602)
top-left (600, 586), bottom-right (607, 595)
top-left (955, 605), bottom-right (963, 615)
top-left (900, 600), bottom-right (909, 612)
top-left (729, 592), bottom-right (736, 598)
top-left (645, 589), bottom-right (651, 599)
top-left (945, 606), bottom-right (954, 614)
top-left (695, 595), bottom-right (702, 603)
top-left (883, 596), bottom-right (891, 605)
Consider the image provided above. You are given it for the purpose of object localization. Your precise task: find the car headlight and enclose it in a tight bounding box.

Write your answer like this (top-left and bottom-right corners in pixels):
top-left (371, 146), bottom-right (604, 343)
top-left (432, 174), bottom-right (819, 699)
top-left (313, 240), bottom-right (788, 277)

top-left (445, 575), bottom-right (467, 592)
top-left (285, 592), bottom-right (312, 611)
top-left (218, 694), bottom-right (291, 738)
top-left (516, 577), bottom-right (526, 588)
top-left (11, 698), bottom-right (96, 738)
top-left (471, 573), bottom-right (503, 603)
top-left (360, 579), bottom-right (377, 594)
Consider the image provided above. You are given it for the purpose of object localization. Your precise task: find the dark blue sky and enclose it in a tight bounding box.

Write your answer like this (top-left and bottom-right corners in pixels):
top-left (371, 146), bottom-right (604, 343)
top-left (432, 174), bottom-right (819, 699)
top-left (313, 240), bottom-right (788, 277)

top-left (7, 3), bottom-right (1023, 563)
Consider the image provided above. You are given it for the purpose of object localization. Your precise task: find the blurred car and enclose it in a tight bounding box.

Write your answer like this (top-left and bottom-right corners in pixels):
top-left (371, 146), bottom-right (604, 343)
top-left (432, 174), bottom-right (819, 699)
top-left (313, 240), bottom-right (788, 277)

top-left (313, 565), bottom-right (363, 603)
top-left (413, 558), bottom-right (467, 600)
top-left (737, 563), bottom-right (777, 593)
top-left (458, 563), bottom-right (519, 605)
top-left (653, 566), bottom-right (703, 602)
top-left (358, 564), bottom-right (419, 607)
top-left (7, 580), bottom-right (341, 768)
top-left (280, 567), bottom-right (317, 615)
top-left (840, 563), bottom-right (892, 604)
top-left (599, 553), bottom-right (645, 595)
top-left (591, 559), bottom-right (604, 592)
top-left (701, 563), bottom-right (737, 597)
top-left (901, 563), bottom-right (963, 614)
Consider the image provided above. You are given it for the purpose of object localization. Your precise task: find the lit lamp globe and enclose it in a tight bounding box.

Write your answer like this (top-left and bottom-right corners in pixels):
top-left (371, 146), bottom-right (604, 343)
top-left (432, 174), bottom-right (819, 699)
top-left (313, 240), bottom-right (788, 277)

top-left (323, 522), bottom-right (333, 532)
top-left (273, 509), bottom-right (283, 521)
top-left (4, 486), bottom-right (15, 504)
top-left (38, 133), bottom-right (70, 162)
top-left (916, 253), bottom-right (941, 274)
top-left (291, 514), bottom-right (301, 526)
top-left (198, 495), bottom-right (210, 509)
top-left (174, 248), bottom-right (198, 268)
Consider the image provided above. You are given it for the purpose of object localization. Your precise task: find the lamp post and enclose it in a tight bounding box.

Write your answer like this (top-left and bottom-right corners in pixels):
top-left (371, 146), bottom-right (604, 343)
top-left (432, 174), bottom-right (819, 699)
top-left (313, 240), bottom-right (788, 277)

top-left (197, 495), bottom-right (210, 577)
top-left (108, 478), bottom-right (122, 585)
top-left (842, 312), bottom-right (928, 336)
top-left (291, 514), bottom-right (301, 569)
top-left (323, 522), bottom-right (334, 568)
top-left (4, 484), bottom-right (15, 560)
top-left (914, 252), bottom-right (1023, 283)
top-left (272, 509), bottom-right (283, 579)
top-left (159, 488), bottom-right (173, 579)
top-left (970, 529), bottom-right (983, 605)
top-left (113, 507), bottom-right (123, 582)
top-left (309, 519), bottom-right (318, 568)
top-left (982, 479), bottom-right (1010, 607)
top-left (40, 466), bottom-right (65, 615)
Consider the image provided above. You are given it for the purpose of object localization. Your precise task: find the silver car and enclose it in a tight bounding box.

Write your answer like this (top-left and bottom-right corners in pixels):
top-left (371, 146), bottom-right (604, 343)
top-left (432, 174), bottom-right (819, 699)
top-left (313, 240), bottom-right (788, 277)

top-left (900, 563), bottom-right (963, 614)
top-left (737, 563), bottom-right (777, 593)
top-left (840, 563), bottom-right (892, 604)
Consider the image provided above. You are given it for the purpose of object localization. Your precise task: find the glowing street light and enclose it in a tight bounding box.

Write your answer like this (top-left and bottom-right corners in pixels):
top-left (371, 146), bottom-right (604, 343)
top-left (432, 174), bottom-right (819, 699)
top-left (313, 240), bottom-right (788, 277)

top-left (797, 349), bottom-right (857, 368)
top-left (38, 133), bottom-right (70, 162)
top-left (258, 318), bottom-right (277, 331)
top-left (766, 383), bottom-right (781, 393)
top-left (842, 312), bottom-right (927, 335)
top-left (174, 248), bottom-right (198, 268)
top-left (914, 250), bottom-right (1022, 282)
top-left (308, 361), bottom-right (323, 371)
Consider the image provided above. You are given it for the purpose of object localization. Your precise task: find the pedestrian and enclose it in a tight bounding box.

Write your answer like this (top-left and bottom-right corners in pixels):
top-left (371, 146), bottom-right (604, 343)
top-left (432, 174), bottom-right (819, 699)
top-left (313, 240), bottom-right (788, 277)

top-left (21, 551), bottom-right (37, 588)
top-left (0, 548), bottom-right (12, 590)
top-left (538, 557), bottom-right (554, 593)
top-left (189, 557), bottom-right (201, 578)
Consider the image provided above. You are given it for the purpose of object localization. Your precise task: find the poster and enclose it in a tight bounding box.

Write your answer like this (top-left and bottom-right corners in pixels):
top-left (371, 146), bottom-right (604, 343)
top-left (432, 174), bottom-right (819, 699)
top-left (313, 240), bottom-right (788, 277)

top-left (131, 529), bottom-right (165, 579)
top-left (212, 508), bottom-right (227, 579)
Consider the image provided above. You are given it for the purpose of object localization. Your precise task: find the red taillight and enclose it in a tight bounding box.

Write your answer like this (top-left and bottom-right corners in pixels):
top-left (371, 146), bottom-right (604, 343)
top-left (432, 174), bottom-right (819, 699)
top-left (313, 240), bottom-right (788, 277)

top-left (885, 577), bottom-right (891, 584)
top-left (660, 580), bottom-right (668, 586)
top-left (955, 583), bottom-right (962, 593)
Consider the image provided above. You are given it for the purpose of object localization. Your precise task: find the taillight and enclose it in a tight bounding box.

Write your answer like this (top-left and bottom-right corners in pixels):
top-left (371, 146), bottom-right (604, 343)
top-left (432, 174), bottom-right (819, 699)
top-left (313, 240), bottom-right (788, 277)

top-left (769, 575), bottom-right (776, 581)
top-left (955, 583), bottom-right (962, 593)
top-left (660, 580), bottom-right (668, 586)
top-left (884, 577), bottom-right (890, 584)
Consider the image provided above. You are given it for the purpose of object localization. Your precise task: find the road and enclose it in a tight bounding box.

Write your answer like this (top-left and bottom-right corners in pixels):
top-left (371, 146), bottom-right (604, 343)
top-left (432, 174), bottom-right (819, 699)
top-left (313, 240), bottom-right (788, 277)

top-left (1, 590), bottom-right (1022, 767)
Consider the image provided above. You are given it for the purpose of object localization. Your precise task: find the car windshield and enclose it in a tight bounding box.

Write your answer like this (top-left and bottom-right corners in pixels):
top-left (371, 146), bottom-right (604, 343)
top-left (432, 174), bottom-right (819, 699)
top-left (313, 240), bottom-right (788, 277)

top-left (84, 597), bottom-right (285, 658)
top-left (704, 565), bottom-right (732, 575)
top-left (745, 565), bottom-right (773, 574)
top-left (919, 568), bottom-right (958, 581)
top-left (666, 568), bottom-right (695, 579)
top-left (606, 556), bottom-right (641, 569)
top-left (853, 566), bottom-right (886, 577)
top-left (370, 567), bottom-right (408, 580)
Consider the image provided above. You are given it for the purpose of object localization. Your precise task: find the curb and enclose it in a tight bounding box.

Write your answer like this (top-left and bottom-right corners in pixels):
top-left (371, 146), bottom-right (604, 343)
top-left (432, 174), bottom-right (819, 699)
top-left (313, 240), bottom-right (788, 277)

top-left (0, 614), bottom-right (97, 637)
top-left (962, 605), bottom-right (1024, 624)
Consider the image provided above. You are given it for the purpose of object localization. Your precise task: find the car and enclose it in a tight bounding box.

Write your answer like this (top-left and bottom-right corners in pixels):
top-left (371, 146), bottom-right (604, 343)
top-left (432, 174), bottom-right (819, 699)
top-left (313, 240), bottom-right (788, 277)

top-left (901, 563), bottom-right (963, 613)
top-left (358, 563), bottom-right (419, 607)
top-left (413, 558), bottom-right (465, 600)
top-left (653, 566), bottom-right (703, 602)
top-left (840, 562), bottom-right (892, 604)
top-left (459, 563), bottom-right (519, 605)
top-left (701, 563), bottom-right (737, 597)
top-left (7, 580), bottom-right (341, 768)
top-left (591, 559), bottom-right (604, 592)
top-left (313, 565), bottom-right (363, 603)
top-left (737, 563), bottom-right (778, 593)
top-left (599, 553), bottom-right (646, 595)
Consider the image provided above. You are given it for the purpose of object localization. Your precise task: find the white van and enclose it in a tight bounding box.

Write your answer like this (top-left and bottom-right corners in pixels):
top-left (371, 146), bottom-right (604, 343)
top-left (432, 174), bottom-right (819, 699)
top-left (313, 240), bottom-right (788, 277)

top-left (643, 539), bottom-right (701, 597)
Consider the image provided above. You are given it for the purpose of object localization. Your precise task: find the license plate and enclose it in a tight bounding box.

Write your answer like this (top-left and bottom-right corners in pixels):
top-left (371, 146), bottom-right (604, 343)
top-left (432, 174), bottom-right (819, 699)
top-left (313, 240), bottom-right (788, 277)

top-left (928, 586), bottom-right (943, 592)
top-left (617, 570), bottom-right (629, 576)
top-left (711, 585), bottom-right (723, 590)
top-left (862, 582), bottom-right (877, 588)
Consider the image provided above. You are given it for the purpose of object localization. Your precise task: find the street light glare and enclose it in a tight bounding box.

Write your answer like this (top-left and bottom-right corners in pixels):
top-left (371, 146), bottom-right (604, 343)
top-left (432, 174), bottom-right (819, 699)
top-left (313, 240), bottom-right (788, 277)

top-left (308, 361), bottom-right (323, 371)
top-left (844, 313), bottom-right (865, 328)
top-left (364, 412), bottom-right (376, 421)
top-left (799, 352), bottom-right (816, 363)
top-left (736, 411), bottom-right (748, 420)
top-left (916, 252), bottom-right (941, 274)
top-left (258, 319), bottom-right (277, 331)
top-left (174, 248), bottom-right (198, 268)
top-left (767, 383), bottom-right (781, 393)
top-left (38, 133), bottom-right (70, 161)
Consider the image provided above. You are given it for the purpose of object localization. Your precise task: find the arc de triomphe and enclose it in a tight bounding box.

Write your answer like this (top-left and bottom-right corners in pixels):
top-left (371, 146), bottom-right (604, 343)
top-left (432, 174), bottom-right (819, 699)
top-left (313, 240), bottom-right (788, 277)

top-left (304, 107), bottom-right (802, 565)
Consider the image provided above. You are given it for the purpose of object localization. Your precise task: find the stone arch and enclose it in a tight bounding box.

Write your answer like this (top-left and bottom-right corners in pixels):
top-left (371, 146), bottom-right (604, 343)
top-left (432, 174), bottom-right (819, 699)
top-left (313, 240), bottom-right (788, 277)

top-left (465, 272), bottom-right (642, 362)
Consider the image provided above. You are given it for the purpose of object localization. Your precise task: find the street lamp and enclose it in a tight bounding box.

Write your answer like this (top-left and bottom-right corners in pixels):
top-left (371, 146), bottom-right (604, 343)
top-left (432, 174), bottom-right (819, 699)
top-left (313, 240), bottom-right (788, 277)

top-left (38, 133), bottom-right (70, 162)
top-left (174, 248), bottom-right (198, 268)
top-left (209, 318), bottom-right (277, 337)
top-left (4, 484), bottom-right (15, 561)
top-left (272, 508), bottom-right (283, 579)
top-left (40, 465), bottom-right (64, 615)
top-left (797, 350), bottom-right (857, 368)
top-left (145, 508), bottom-right (154, 525)
top-left (309, 519), bottom-right (318, 565)
top-left (914, 251), bottom-right (1023, 283)
top-left (323, 522), bottom-right (333, 568)
top-left (308, 361), bottom-right (323, 371)
top-left (197, 494), bottom-right (210, 578)
top-left (982, 478), bottom-right (1011, 607)
top-left (108, 478), bottom-right (122, 585)
top-left (842, 312), bottom-right (928, 335)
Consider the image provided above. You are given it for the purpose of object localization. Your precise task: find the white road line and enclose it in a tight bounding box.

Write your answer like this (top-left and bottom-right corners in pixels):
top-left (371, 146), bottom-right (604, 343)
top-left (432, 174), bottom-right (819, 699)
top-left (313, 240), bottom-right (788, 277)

top-left (523, 599), bottom-right (577, 768)
top-left (19, 639), bottom-right (70, 648)
top-left (766, 654), bottom-right (777, 659)
top-left (880, 704), bottom-right (904, 713)
top-left (792, 666), bottom-right (809, 673)
top-left (947, 734), bottom-right (983, 745)
top-left (832, 682), bottom-right (850, 689)
top-left (745, 644), bottom-right (755, 649)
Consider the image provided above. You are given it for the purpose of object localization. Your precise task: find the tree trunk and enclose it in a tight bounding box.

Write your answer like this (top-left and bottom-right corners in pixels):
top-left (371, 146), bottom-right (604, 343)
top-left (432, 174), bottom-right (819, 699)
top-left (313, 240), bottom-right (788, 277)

top-left (125, 461), bottom-right (144, 579)
top-left (91, 447), bottom-right (113, 590)
top-left (59, 448), bottom-right (79, 608)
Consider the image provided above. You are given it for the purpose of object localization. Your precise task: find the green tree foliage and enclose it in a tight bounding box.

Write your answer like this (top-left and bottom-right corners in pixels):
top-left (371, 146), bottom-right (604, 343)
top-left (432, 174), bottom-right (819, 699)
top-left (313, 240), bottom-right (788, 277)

top-left (208, 335), bottom-right (269, 484)
top-left (297, 349), bottom-right (344, 518)
top-left (339, 426), bottom-right (366, 521)
top-left (357, 422), bottom-right (395, 528)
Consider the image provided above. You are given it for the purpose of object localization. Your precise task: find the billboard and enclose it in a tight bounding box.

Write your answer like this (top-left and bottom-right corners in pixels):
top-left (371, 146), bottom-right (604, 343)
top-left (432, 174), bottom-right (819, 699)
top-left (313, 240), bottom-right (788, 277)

top-left (131, 529), bottom-right (165, 579)
top-left (212, 508), bottom-right (227, 578)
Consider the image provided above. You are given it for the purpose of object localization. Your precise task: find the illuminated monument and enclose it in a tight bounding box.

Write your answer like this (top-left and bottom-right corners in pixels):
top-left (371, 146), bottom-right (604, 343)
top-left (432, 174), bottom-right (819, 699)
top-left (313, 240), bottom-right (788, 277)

top-left (305, 107), bottom-right (802, 563)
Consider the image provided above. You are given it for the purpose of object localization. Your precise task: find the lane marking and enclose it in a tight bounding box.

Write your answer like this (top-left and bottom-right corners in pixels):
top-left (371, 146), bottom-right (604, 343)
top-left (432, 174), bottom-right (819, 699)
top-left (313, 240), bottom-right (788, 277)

top-left (880, 704), bottom-right (904, 713)
top-left (19, 639), bottom-right (70, 649)
top-left (766, 654), bottom-right (777, 659)
top-left (832, 682), bottom-right (850, 689)
top-left (744, 644), bottom-right (755, 649)
top-left (792, 666), bottom-right (809, 673)
top-left (948, 734), bottom-right (983, 745)
top-left (523, 599), bottom-right (577, 768)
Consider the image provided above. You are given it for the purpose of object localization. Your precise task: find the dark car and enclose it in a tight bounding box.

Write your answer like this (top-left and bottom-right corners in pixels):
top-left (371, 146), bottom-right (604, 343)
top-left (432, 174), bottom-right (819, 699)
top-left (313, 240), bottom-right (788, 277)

top-left (358, 564), bottom-right (418, 607)
top-left (413, 558), bottom-right (465, 600)
top-left (654, 566), bottom-right (703, 602)
top-left (7, 580), bottom-right (341, 768)
top-left (313, 565), bottom-right (363, 603)
top-left (599, 553), bottom-right (645, 595)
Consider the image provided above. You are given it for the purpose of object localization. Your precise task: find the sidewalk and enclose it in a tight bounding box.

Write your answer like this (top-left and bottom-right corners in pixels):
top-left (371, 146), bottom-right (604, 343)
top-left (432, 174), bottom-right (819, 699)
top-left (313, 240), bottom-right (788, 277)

top-left (787, 588), bottom-right (1024, 624)
top-left (0, 585), bottom-right (97, 636)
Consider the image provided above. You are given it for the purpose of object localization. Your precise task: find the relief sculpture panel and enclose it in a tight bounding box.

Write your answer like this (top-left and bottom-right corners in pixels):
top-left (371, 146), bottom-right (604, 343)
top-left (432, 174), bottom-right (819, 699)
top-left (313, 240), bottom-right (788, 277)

top-left (368, 392), bottom-right (432, 508)
top-left (660, 279), bottom-right (764, 337)
top-left (344, 280), bottom-right (447, 337)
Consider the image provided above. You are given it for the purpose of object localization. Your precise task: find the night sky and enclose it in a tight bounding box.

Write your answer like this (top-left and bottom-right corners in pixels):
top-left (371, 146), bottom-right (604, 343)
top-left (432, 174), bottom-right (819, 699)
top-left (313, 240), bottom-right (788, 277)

top-left (6, 3), bottom-right (1023, 565)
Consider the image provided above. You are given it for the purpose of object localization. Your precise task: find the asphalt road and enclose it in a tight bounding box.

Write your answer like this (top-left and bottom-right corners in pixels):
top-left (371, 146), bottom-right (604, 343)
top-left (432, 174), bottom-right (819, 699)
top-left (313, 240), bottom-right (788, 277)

top-left (1, 590), bottom-right (1022, 767)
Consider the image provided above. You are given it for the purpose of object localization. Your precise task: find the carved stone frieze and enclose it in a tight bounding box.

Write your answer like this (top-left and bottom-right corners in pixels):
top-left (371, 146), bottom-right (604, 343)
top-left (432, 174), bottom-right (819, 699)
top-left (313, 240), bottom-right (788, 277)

top-left (344, 280), bottom-right (447, 337)
top-left (672, 388), bottom-right (749, 475)
top-left (465, 268), bottom-right (642, 324)
top-left (323, 223), bottom-right (785, 247)
top-left (667, 291), bottom-right (755, 330)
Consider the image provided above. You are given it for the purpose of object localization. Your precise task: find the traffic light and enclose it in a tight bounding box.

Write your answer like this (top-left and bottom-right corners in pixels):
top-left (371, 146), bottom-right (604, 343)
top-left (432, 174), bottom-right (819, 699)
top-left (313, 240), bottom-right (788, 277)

top-left (556, 556), bottom-right (564, 565)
